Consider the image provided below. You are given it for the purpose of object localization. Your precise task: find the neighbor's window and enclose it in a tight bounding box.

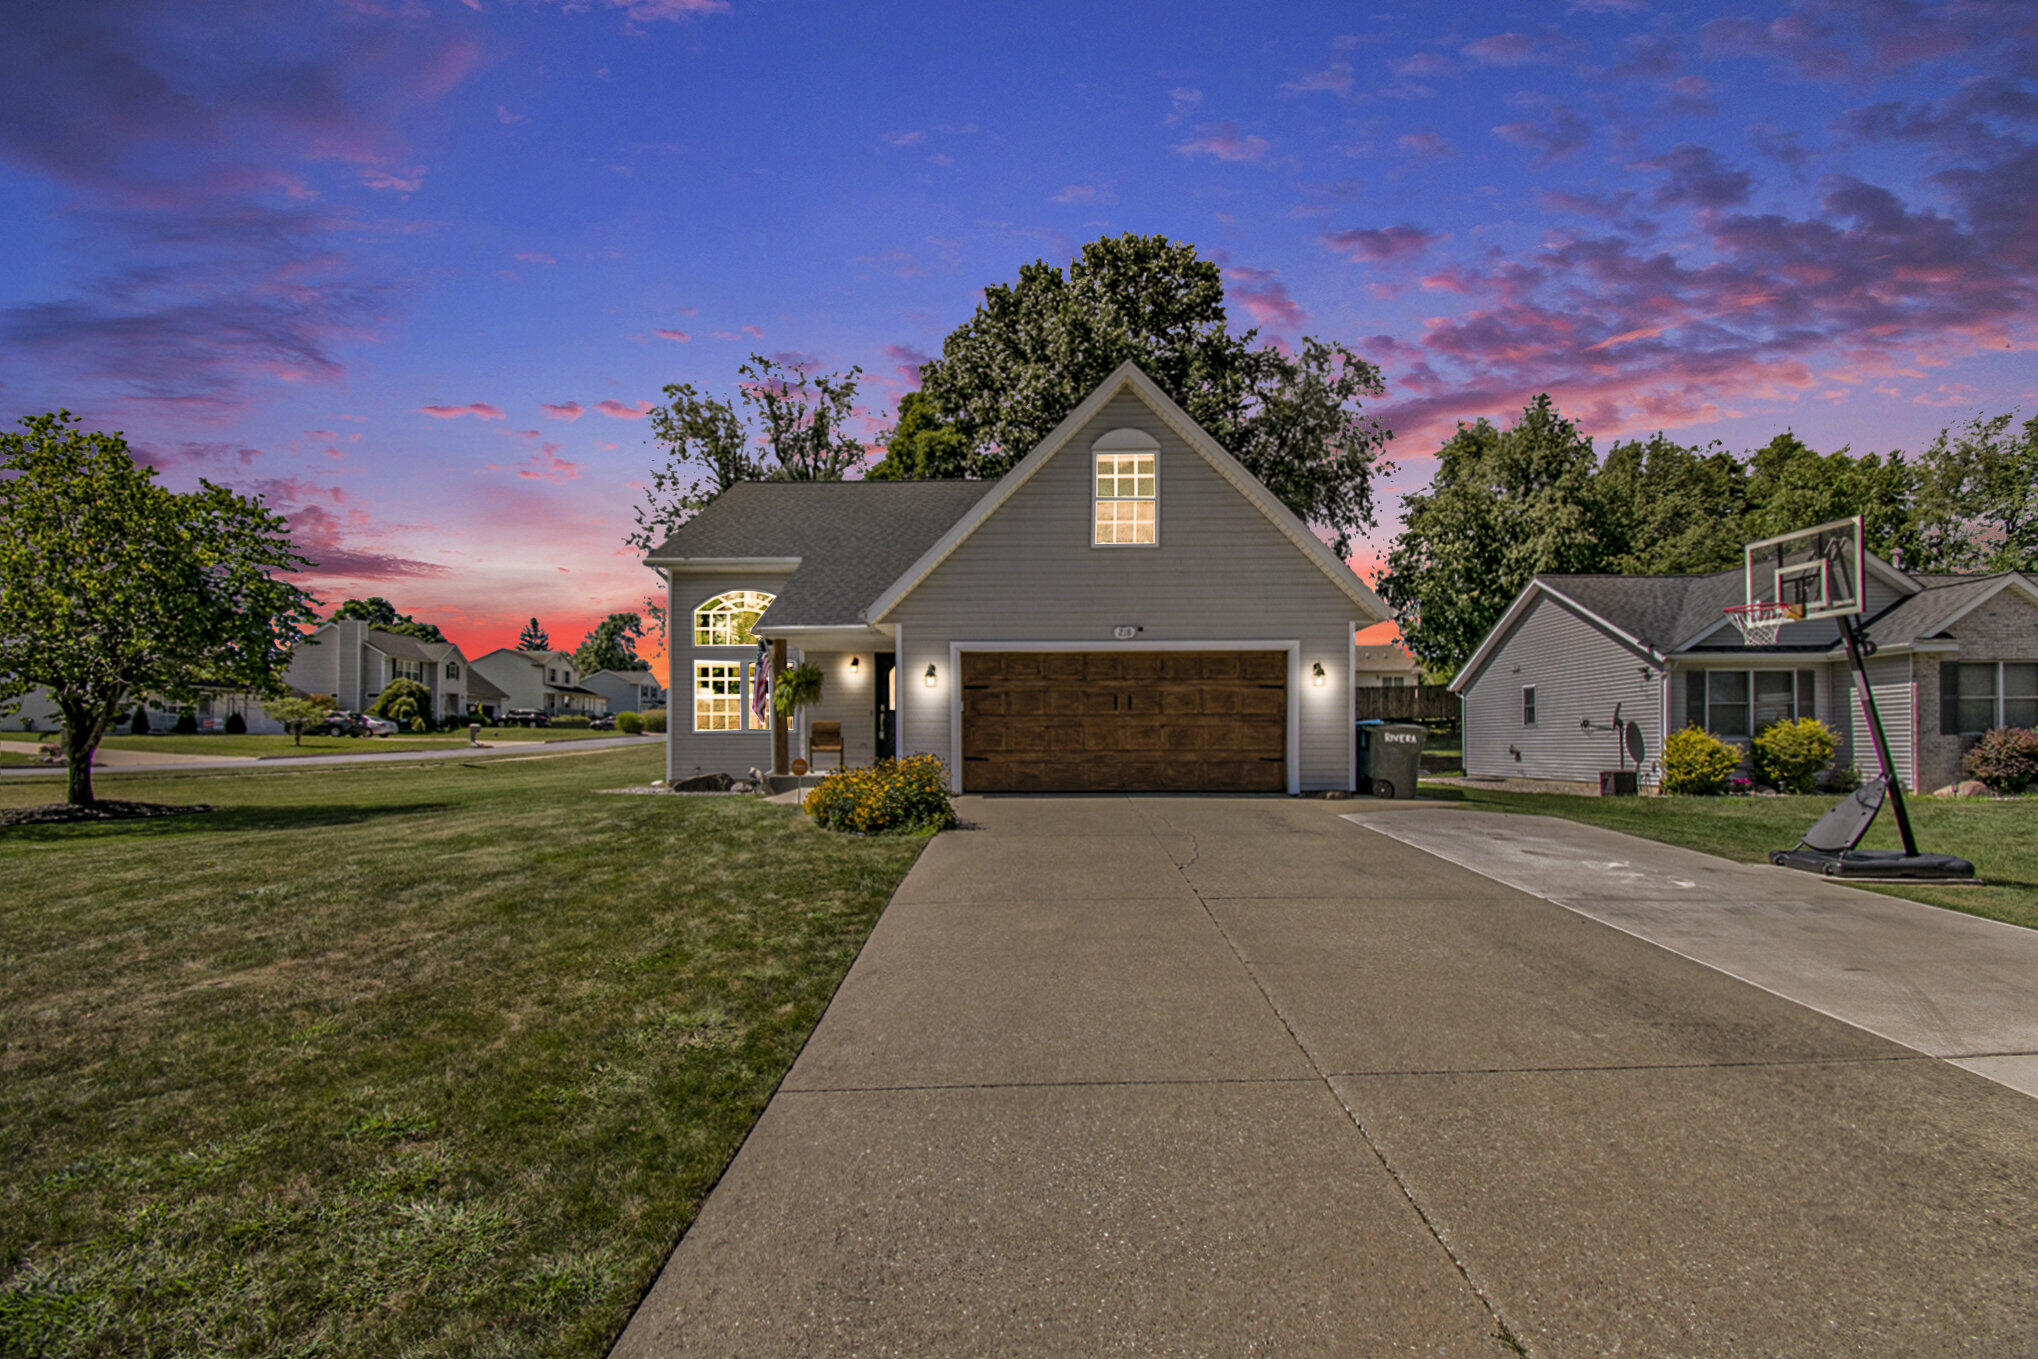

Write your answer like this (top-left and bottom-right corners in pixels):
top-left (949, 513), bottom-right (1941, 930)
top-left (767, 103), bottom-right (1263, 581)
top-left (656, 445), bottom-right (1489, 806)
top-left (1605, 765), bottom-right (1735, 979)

top-left (1380, 676), bottom-right (1407, 689)
top-left (446, 661), bottom-right (460, 679)
top-left (393, 658), bottom-right (424, 683)
top-left (695, 662), bottom-right (744, 731)
top-left (695, 591), bottom-right (775, 646)
top-left (2009, 664), bottom-right (2038, 729)
top-left (1957, 661), bottom-right (2038, 732)
top-left (1522, 686), bottom-right (1536, 725)
top-left (1687, 669), bottom-right (1814, 739)
top-left (1093, 431), bottom-right (1158, 545)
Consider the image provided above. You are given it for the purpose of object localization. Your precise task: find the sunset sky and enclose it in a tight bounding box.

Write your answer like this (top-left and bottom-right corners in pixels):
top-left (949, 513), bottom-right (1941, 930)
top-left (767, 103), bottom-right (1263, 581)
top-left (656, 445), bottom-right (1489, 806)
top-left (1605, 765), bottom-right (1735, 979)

top-left (4, 0), bottom-right (2033, 681)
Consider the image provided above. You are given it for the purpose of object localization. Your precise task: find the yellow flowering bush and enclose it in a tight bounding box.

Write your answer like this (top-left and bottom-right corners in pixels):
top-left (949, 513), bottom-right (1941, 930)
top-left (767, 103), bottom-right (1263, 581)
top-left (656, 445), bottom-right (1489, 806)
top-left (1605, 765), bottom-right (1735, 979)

top-left (804, 754), bottom-right (958, 835)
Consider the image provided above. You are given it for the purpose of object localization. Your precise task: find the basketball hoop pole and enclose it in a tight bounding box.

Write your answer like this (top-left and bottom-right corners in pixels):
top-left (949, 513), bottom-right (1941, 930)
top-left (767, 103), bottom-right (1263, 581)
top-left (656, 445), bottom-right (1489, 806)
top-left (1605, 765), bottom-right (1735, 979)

top-left (1840, 613), bottom-right (1919, 856)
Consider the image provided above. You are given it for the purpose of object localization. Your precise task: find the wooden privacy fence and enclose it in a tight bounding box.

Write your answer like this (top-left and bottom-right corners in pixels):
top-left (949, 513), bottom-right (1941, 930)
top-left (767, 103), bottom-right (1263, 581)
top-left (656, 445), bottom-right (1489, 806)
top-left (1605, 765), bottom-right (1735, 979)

top-left (1354, 683), bottom-right (1460, 724)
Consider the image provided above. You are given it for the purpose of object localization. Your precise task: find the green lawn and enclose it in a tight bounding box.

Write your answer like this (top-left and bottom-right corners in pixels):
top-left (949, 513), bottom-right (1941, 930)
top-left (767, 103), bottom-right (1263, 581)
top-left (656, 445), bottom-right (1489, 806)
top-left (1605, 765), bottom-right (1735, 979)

top-left (1432, 783), bottom-right (2038, 932)
top-left (0, 748), bottom-right (925, 1357)
top-left (79, 728), bottom-right (634, 759)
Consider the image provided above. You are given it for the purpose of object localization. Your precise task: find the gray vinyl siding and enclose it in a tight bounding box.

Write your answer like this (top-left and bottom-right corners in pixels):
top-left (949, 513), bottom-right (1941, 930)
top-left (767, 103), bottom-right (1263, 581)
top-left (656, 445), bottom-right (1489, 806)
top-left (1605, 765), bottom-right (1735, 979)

top-left (665, 569), bottom-right (795, 782)
top-left (1841, 654), bottom-right (1917, 790)
top-left (886, 391), bottom-right (1372, 791)
top-left (1462, 593), bottom-right (1664, 786)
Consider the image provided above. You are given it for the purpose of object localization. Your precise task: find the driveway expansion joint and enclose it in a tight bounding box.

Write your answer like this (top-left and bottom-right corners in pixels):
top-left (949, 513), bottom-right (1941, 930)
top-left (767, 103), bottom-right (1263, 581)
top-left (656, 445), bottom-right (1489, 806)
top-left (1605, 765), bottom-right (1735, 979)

top-left (778, 1075), bottom-right (1322, 1095)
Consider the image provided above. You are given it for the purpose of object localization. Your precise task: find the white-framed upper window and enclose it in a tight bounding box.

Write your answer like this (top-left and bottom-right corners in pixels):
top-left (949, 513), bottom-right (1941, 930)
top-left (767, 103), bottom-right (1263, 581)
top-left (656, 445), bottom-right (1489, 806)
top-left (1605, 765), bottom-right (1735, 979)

top-left (393, 658), bottom-right (423, 683)
top-left (695, 590), bottom-right (775, 647)
top-left (1686, 668), bottom-right (1814, 740)
top-left (1955, 661), bottom-right (2038, 733)
top-left (1092, 428), bottom-right (1158, 546)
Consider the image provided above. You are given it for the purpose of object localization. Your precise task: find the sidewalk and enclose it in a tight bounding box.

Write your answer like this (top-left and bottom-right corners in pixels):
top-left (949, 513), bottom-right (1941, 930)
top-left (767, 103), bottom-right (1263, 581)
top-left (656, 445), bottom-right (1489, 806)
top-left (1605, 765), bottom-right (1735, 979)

top-left (0, 733), bottom-right (657, 777)
top-left (1343, 803), bottom-right (2038, 1099)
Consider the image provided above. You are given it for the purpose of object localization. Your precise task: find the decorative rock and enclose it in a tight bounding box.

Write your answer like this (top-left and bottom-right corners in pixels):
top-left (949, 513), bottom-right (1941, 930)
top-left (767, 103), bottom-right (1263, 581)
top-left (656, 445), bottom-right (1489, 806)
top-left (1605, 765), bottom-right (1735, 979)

top-left (1930, 779), bottom-right (1992, 799)
top-left (672, 771), bottom-right (736, 792)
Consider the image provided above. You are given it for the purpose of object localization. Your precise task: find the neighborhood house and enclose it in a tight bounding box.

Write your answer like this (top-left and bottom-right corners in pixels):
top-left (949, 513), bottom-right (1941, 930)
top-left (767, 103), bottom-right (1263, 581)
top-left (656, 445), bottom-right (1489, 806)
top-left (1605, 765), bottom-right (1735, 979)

top-left (469, 648), bottom-right (607, 718)
top-left (286, 618), bottom-right (474, 723)
top-left (647, 362), bottom-right (1391, 793)
top-left (1452, 559), bottom-right (2038, 792)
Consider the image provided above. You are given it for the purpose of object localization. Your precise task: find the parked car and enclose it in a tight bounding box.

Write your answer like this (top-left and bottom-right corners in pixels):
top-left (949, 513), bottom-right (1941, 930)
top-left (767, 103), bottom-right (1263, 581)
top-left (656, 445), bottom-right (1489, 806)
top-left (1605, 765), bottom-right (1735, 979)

top-left (320, 711), bottom-right (369, 737)
top-left (588, 713), bottom-right (616, 731)
top-left (360, 714), bottom-right (398, 737)
top-left (501, 709), bottom-right (550, 728)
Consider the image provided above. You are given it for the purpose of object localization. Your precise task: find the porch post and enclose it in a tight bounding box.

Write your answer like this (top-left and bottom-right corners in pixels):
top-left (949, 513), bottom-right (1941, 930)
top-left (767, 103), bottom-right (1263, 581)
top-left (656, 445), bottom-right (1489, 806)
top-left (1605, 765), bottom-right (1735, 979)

top-left (770, 637), bottom-right (789, 776)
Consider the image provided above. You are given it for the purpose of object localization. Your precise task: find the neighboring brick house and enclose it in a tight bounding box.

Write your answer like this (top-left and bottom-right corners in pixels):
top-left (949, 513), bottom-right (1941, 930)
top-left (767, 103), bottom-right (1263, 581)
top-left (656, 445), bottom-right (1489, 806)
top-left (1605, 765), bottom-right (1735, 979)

top-left (284, 619), bottom-right (472, 721)
top-left (1454, 560), bottom-right (2038, 792)
top-left (469, 649), bottom-right (606, 716)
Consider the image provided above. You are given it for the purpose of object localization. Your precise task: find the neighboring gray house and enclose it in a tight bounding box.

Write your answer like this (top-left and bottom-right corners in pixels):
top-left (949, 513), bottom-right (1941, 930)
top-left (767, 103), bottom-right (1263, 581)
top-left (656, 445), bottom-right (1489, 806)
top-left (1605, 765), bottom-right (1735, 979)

top-left (582, 668), bottom-right (665, 714)
top-left (1452, 558), bottom-right (2038, 792)
top-left (469, 648), bottom-right (605, 716)
top-left (285, 619), bottom-right (471, 721)
top-left (1353, 643), bottom-right (1420, 688)
top-left (645, 361), bottom-right (1391, 793)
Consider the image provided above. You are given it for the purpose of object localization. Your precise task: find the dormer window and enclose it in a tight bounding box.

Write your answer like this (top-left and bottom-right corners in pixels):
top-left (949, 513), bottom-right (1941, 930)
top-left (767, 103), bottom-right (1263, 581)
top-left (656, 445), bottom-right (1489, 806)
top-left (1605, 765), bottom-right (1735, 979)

top-left (1093, 428), bottom-right (1159, 546)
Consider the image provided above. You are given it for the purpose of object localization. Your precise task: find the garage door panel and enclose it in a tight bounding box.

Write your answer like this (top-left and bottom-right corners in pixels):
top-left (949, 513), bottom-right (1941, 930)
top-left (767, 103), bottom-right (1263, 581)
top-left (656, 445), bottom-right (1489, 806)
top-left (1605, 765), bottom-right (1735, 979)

top-left (959, 651), bottom-right (1287, 793)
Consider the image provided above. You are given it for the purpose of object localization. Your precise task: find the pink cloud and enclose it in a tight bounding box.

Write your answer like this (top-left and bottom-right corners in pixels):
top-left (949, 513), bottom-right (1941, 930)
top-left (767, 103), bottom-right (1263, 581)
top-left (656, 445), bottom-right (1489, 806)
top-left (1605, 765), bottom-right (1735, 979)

top-left (515, 443), bottom-right (580, 481)
top-left (1397, 132), bottom-right (1454, 158)
top-left (1322, 225), bottom-right (1440, 263)
top-left (541, 401), bottom-right (584, 420)
top-left (654, 328), bottom-right (692, 342)
top-left (742, 323), bottom-right (764, 338)
top-left (420, 402), bottom-right (504, 419)
top-left (1223, 265), bottom-right (1307, 331)
top-left (1174, 123), bottom-right (1271, 162)
top-left (595, 398), bottom-right (652, 419)
top-left (711, 329), bottom-right (737, 340)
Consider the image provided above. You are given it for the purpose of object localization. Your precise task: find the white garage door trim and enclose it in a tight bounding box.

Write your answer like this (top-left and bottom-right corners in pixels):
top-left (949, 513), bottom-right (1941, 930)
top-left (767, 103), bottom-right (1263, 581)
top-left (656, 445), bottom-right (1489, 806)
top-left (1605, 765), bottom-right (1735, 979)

top-left (947, 639), bottom-right (1302, 795)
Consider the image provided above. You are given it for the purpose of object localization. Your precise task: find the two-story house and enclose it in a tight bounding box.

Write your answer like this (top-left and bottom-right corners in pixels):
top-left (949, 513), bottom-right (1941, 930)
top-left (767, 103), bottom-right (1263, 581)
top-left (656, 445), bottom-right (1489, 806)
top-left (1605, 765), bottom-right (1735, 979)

top-left (469, 649), bottom-right (607, 717)
top-left (285, 619), bottom-right (471, 721)
top-left (582, 668), bottom-right (666, 714)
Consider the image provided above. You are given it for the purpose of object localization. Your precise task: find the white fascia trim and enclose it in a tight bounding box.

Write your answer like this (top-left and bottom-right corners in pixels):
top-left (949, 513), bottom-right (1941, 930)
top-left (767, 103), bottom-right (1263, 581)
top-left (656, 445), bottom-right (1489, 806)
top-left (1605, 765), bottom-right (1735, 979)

top-left (944, 639), bottom-right (1303, 797)
top-left (1346, 621), bottom-right (1358, 793)
top-left (648, 556), bottom-right (803, 572)
top-left (865, 361), bottom-right (1391, 625)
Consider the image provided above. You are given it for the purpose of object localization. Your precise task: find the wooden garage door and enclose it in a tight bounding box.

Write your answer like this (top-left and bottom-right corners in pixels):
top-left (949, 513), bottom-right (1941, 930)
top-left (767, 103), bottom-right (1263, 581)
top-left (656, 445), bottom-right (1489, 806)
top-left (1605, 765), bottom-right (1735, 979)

top-left (960, 651), bottom-right (1287, 793)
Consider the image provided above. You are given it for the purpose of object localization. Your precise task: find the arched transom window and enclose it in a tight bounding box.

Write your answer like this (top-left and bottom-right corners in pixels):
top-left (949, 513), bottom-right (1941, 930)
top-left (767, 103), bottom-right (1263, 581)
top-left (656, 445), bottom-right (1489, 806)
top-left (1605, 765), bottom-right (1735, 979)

top-left (694, 590), bottom-right (775, 647)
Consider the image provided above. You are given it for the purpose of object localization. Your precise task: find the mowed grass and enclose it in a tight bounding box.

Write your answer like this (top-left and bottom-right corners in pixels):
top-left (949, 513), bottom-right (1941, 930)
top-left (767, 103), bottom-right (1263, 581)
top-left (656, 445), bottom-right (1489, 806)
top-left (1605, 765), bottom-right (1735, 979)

top-left (1435, 783), bottom-right (2038, 931)
top-left (79, 728), bottom-right (635, 758)
top-left (0, 747), bottom-right (926, 1357)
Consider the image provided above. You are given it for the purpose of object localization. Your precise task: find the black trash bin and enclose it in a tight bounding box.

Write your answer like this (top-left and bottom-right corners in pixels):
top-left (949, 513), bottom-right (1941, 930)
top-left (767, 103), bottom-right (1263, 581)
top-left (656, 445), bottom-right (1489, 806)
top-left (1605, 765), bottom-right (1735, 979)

top-left (1356, 720), bottom-right (1426, 798)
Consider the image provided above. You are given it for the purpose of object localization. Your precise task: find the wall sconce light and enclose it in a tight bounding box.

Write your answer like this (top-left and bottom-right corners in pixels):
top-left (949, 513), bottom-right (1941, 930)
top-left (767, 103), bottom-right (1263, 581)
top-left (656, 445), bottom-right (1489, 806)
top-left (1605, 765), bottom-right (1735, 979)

top-left (1311, 661), bottom-right (1327, 687)
top-left (924, 663), bottom-right (937, 688)
top-left (849, 656), bottom-right (860, 674)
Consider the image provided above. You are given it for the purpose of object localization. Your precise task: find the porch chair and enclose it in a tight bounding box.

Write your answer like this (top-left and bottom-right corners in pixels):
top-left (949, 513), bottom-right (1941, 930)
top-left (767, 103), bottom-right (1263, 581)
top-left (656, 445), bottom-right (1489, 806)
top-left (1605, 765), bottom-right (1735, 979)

top-left (809, 720), bottom-right (844, 772)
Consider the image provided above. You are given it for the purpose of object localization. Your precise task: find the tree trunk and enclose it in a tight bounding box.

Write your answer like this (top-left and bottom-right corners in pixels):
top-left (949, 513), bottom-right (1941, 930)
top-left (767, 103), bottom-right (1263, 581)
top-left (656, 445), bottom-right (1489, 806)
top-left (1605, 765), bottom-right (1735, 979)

top-left (56, 694), bottom-right (117, 807)
top-left (770, 638), bottom-right (789, 776)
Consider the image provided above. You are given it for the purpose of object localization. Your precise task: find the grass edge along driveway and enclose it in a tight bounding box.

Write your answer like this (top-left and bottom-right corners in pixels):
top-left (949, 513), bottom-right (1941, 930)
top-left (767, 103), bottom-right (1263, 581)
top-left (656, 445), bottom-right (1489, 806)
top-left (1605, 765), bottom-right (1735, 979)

top-left (1432, 782), bottom-right (2038, 932)
top-left (0, 748), bottom-right (927, 1359)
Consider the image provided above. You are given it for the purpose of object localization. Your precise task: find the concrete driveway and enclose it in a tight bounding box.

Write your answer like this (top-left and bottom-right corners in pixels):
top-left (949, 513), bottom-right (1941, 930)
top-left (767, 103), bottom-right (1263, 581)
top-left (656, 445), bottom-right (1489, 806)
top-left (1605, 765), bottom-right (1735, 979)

top-left (614, 796), bottom-right (2038, 1357)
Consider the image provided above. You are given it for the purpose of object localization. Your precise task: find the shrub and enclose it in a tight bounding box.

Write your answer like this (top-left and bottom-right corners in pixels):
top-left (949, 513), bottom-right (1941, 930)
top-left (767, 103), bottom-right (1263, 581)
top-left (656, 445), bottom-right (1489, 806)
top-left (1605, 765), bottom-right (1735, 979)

top-left (1660, 725), bottom-right (1741, 795)
top-left (643, 708), bottom-right (668, 733)
top-left (371, 677), bottom-right (430, 729)
top-left (224, 711), bottom-right (248, 735)
top-left (1965, 726), bottom-right (2038, 794)
top-left (550, 714), bottom-right (591, 728)
top-left (129, 707), bottom-right (150, 735)
top-left (172, 708), bottom-right (198, 735)
top-left (804, 755), bottom-right (958, 835)
top-left (1751, 717), bottom-right (1837, 794)
top-left (615, 710), bottom-right (646, 735)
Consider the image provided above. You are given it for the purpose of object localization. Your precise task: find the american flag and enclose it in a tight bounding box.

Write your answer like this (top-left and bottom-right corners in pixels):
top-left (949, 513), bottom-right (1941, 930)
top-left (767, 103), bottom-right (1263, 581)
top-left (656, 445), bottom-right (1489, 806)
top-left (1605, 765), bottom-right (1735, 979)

top-left (751, 639), bottom-right (771, 726)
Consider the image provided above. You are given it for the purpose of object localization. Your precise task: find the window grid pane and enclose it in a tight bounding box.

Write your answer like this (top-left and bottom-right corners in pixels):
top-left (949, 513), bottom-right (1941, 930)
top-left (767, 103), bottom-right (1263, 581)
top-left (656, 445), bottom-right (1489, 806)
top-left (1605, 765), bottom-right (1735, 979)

top-left (694, 662), bottom-right (744, 731)
top-left (694, 590), bottom-right (775, 647)
top-left (1753, 671), bottom-right (1796, 731)
top-left (1094, 452), bottom-right (1156, 545)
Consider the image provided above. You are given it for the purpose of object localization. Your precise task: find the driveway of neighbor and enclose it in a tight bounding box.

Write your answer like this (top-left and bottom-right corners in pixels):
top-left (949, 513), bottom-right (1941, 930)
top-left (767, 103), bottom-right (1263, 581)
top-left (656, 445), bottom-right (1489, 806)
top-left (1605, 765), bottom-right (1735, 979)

top-left (614, 796), bottom-right (2038, 1358)
top-left (1343, 803), bottom-right (2038, 1099)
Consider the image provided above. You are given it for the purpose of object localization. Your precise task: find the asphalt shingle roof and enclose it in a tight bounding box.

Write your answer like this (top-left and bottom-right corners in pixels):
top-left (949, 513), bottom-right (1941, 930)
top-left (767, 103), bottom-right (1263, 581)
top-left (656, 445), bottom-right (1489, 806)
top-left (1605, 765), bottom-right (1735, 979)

top-left (647, 481), bottom-right (993, 628)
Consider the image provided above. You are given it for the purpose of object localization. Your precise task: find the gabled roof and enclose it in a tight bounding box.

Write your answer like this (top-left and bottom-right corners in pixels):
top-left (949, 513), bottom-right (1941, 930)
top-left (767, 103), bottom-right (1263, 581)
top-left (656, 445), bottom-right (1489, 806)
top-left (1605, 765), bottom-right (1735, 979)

top-left (465, 671), bottom-right (507, 702)
top-left (1862, 571), bottom-right (2038, 646)
top-left (865, 361), bottom-right (1390, 624)
top-left (362, 628), bottom-right (462, 663)
top-left (646, 481), bottom-right (992, 629)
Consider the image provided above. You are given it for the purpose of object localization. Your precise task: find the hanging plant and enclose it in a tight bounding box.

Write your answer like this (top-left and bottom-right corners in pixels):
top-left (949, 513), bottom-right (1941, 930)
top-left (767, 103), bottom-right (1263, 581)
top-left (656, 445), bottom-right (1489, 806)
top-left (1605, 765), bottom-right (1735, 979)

top-left (772, 660), bottom-right (824, 717)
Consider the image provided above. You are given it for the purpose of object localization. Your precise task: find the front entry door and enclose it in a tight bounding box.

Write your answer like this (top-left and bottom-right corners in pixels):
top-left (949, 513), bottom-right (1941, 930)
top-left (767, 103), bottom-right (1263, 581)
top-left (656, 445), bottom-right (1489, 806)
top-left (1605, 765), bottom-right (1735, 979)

top-left (874, 653), bottom-right (897, 760)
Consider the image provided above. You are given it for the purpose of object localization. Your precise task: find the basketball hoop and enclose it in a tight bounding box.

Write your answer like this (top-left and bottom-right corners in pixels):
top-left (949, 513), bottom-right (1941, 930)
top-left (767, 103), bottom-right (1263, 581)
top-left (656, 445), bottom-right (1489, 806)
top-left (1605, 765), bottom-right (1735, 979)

top-left (1724, 601), bottom-right (1802, 646)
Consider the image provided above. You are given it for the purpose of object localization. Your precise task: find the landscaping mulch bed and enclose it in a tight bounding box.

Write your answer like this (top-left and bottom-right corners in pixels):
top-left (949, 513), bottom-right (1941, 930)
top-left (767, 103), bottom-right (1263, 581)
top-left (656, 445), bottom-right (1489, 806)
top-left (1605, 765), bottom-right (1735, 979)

top-left (0, 799), bottom-right (214, 827)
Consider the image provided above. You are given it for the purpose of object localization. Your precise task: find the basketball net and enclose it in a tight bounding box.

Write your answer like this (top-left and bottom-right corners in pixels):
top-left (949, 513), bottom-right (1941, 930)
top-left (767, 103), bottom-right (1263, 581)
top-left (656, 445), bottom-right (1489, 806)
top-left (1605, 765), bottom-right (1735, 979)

top-left (1724, 601), bottom-right (1803, 646)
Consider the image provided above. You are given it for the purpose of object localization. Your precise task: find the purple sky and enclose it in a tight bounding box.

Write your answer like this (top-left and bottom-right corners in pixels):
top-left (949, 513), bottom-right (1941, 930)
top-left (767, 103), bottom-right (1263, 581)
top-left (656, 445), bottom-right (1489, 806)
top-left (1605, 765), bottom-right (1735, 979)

top-left (3, 0), bottom-right (2033, 678)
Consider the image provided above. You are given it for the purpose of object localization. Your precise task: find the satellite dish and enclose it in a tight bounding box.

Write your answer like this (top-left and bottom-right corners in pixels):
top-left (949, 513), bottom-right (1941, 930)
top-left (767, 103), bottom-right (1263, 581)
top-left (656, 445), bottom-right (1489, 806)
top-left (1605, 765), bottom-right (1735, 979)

top-left (1624, 720), bottom-right (1645, 767)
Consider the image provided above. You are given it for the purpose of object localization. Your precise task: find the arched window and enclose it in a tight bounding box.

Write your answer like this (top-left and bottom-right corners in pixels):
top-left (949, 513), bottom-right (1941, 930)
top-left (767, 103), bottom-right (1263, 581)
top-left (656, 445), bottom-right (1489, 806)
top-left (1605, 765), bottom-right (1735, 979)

top-left (1092, 427), bottom-right (1159, 545)
top-left (694, 590), bottom-right (775, 647)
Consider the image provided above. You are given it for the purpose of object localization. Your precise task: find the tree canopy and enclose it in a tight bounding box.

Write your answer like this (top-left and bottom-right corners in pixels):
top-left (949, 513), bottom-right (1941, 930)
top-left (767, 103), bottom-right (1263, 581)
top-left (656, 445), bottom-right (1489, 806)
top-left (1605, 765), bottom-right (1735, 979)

top-left (0, 411), bottom-right (317, 804)
top-left (1379, 394), bottom-right (2017, 677)
top-left (330, 596), bottom-right (446, 643)
top-left (517, 618), bottom-right (551, 651)
top-left (864, 390), bottom-right (971, 481)
top-left (903, 233), bottom-right (1395, 557)
top-left (572, 612), bottom-right (650, 673)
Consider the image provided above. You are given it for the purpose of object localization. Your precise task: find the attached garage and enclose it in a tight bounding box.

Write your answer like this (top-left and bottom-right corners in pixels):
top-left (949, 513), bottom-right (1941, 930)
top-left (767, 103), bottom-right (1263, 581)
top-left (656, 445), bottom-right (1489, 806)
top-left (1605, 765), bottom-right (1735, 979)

top-left (959, 650), bottom-right (1288, 793)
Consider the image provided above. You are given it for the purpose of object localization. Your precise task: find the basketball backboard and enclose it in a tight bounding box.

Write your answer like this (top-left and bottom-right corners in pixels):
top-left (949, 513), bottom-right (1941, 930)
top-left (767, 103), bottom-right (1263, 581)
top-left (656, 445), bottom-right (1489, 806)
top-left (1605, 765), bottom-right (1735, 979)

top-left (1744, 515), bottom-right (1865, 622)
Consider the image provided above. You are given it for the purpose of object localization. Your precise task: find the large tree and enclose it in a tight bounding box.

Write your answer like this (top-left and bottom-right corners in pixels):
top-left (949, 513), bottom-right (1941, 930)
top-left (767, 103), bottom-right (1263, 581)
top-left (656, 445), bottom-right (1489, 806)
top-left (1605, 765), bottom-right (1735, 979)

top-left (330, 596), bottom-right (446, 643)
top-left (573, 612), bottom-right (651, 673)
top-left (0, 412), bottom-right (317, 805)
top-left (1741, 432), bottom-right (1919, 563)
top-left (865, 390), bottom-right (971, 481)
top-left (1377, 395), bottom-right (1603, 676)
top-left (1911, 411), bottom-right (2038, 573)
top-left (628, 353), bottom-right (870, 636)
top-left (909, 233), bottom-right (1395, 557)
top-left (1592, 433), bottom-right (1751, 574)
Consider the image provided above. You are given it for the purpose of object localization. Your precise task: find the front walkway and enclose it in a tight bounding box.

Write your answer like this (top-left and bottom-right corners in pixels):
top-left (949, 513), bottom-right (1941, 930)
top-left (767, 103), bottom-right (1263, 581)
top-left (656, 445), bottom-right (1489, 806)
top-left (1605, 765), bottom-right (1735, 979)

top-left (614, 796), bottom-right (2038, 1357)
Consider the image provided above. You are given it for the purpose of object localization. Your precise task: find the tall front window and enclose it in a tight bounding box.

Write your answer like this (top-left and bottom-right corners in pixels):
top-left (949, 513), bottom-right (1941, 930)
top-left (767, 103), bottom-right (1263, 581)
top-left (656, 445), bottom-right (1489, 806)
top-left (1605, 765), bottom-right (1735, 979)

top-left (1094, 452), bottom-right (1156, 544)
top-left (695, 591), bottom-right (775, 646)
top-left (695, 662), bottom-right (745, 731)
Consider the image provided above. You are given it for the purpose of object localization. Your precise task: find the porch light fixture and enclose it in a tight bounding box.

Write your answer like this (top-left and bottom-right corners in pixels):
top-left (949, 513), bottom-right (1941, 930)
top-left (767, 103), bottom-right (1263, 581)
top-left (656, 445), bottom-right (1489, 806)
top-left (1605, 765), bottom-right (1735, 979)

top-left (924, 663), bottom-right (938, 688)
top-left (849, 656), bottom-right (860, 674)
top-left (1311, 661), bottom-right (1327, 687)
